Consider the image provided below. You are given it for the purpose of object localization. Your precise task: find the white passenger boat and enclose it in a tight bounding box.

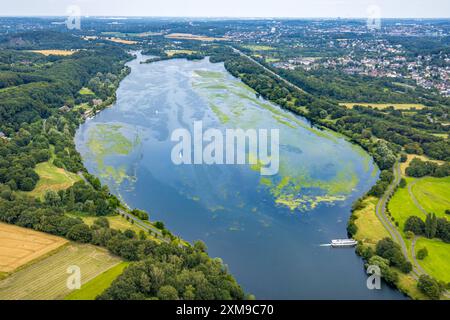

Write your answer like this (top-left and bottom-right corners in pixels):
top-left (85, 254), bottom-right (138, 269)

top-left (331, 239), bottom-right (358, 248)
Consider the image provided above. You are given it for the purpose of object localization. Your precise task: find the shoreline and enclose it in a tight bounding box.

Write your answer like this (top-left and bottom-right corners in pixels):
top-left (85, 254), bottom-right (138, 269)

top-left (76, 53), bottom-right (405, 299)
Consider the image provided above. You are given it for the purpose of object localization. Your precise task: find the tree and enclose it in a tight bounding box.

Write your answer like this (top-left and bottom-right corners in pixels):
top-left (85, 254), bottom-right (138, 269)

top-left (347, 219), bottom-right (358, 236)
top-left (399, 178), bottom-right (407, 188)
top-left (194, 240), bottom-right (208, 253)
top-left (183, 285), bottom-right (196, 300)
top-left (19, 177), bottom-right (36, 191)
top-left (138, 230), bottom-right (146, 240)
top-left (417, 275), bottom-right (442, 300)
top-left (368, 255), bottom-right (399, 286)
top-left (131, 209), bottom-right (148, 221)
top-left (405, 231), bottom-right (415, 239)
top-left (404, 216), bottom-right (425, 235)
top-left (154, 221), bottom-right (165, 230)
top-left (67, 224), bottom-right (93, 243)
top-left (44, 190), bottom-right (61, 207)
top-left (66, 188), bottom-right (75, 211)
top-left (400, 153), bottom-right (408, 163)
top-left (93, 217), bottom-right (110, 229)
top-left (157, 285), bottom-right (179, 300)
top-left (376, 238), bottom-right (411, 274)
top-left (425, 213), bottom-right (437, 239)
top-left (123, 229), bottom-right (136, 239)
top-left (417, 247), bottom-right (428, 260)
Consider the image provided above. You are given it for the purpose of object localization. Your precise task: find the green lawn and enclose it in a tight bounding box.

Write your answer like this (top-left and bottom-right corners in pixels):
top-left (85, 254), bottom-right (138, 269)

top-left (415, 238), bottom-right (450, 283)
top-left (411, 176), bottom-right (450, 218)
top-left (64, 262), bottom-right (129, 300)
top-left (388, 178), bottom-right (424, 234)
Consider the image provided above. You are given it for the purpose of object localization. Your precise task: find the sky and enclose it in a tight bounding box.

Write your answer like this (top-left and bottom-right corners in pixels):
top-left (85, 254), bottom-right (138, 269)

top-left (1, 0), bottom-right (450, 18)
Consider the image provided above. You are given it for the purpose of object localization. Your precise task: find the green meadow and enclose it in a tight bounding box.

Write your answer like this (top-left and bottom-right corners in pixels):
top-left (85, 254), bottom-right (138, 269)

top-left (415, 238), bottom-right (450, 283)
top-left (65, 262), bottom-right (129, 300)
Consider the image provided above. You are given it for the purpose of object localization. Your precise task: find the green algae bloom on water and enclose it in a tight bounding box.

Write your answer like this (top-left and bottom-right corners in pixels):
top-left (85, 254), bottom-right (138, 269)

top-left (75, 55), bottom-right (405, 300)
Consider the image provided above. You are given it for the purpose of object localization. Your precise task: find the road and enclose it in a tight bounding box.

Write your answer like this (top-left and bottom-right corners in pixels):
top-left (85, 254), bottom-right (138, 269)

top-left (231, 47), bottom-right (309, 95)
top-left (117, 208), bottom-right (167, 242)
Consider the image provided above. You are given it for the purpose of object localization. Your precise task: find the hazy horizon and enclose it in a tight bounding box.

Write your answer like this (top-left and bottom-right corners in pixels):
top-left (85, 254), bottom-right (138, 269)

top-left (1, 0), bottom-right (450, 19)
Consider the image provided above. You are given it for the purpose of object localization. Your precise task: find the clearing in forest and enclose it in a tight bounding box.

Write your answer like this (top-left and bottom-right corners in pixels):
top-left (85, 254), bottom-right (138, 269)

top-left (30, 50), bottom-right (77, 56)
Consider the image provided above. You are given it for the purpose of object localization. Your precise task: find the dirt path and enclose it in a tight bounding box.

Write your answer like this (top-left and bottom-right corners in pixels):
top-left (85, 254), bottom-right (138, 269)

top-left (407, 179), bottom-right (428, 217)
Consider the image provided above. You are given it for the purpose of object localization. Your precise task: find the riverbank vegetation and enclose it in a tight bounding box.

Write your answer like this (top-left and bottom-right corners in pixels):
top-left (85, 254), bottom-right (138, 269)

top-left (0, 32), bottom-right (246, 300)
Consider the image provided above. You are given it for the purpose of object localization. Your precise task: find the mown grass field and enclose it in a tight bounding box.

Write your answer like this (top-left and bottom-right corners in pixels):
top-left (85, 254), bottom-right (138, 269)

top-left (0, 243), bottom-right (121, 300)
top-left (64, 262), bottom-right (129, 300)
top-left (27, 161), bottom-right (81, 199)
top-left (415, 238), bottom-right (450, 283)
top-left (410, 176), bottom-right (450, 218)
top-left (339, 103), bottom-right (427, 110)
top-left (388, 178), bottom-right (424, 233)
top-left (0, 222), bottom-right (68, 273)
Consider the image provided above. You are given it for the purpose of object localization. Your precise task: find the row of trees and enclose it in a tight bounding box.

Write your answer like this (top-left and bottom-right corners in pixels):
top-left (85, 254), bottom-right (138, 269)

top-left (404, 214), bottom-right (450, 243)
top-left (405, 158), bottom-right (450, 178)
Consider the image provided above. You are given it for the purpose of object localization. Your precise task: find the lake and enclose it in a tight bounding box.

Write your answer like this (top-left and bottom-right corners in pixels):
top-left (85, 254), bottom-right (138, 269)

top-left (75, 53), bottom-right (405, 299)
